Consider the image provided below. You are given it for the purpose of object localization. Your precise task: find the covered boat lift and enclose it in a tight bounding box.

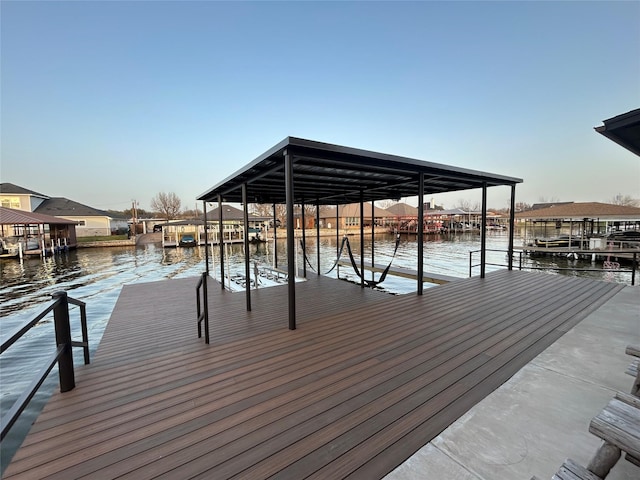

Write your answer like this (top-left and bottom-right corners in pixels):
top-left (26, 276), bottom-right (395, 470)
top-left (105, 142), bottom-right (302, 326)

top-left (198, 137), bottom-right (522, 330)
top-left (0, 206), bottom-right (78, 258)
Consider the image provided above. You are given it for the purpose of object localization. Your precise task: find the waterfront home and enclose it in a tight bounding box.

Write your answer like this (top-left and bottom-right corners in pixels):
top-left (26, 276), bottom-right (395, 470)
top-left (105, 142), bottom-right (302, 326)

top-left (0, 183), bottom-right (117, 237)
top-left (319, 203), bottom-right (395, 230)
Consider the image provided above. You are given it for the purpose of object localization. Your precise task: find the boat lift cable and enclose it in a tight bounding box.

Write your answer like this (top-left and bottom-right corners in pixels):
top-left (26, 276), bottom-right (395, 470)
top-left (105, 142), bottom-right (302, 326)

top-left (343, 234), bottom-right (401, 288)
top-left (299, 235), bottom-right (401, 286)
top-left (299, 236), bottom-right (349, 275)
top-left (299, 239), bottom-right (317, 273)
top-left (343, 234), bottom-right (401, 287)
top-left (321, 236), bottom-right (350, 275)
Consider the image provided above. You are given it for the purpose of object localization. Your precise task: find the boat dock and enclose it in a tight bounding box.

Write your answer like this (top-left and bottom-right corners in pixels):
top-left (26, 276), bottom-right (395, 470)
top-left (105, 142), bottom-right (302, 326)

top-left (3, 269), bottom-right (633, 479)
top-left (521, 246), bottom-right (639, 263)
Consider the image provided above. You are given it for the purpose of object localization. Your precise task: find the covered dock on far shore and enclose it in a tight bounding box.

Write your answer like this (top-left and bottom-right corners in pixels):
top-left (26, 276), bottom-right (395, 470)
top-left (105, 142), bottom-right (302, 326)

top-left (0, 206), bottom-right (78, 258)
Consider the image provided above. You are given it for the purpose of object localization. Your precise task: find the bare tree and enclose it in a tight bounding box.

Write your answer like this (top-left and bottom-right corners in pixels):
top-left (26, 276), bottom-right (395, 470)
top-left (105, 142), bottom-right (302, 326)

top-left (253, 203), bottom-right (287, 226)
top-left (378, 199), bottom-right (399, 209)
top-left (454, 199), bottom-right (480, 212)
top-left (150, 192), bottom-right (182, 221)
top-left (515, 201), bottom-right (532, 212)
top-left (609, 193), bottom-right (639, 207)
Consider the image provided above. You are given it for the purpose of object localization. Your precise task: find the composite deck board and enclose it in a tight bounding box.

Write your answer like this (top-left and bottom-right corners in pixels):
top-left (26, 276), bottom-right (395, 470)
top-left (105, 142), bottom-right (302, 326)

top-left (4, 270), bottom-right (624, 479)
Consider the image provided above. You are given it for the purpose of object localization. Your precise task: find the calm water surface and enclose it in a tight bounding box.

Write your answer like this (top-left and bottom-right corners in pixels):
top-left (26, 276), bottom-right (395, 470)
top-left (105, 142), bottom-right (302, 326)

top-left (0, 233), bottom-right (633, 470)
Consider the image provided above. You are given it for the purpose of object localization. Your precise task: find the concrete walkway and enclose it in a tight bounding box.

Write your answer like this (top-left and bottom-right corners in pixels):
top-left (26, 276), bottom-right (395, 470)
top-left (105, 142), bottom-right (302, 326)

top-left (385, 285), bottom-right (640, 480)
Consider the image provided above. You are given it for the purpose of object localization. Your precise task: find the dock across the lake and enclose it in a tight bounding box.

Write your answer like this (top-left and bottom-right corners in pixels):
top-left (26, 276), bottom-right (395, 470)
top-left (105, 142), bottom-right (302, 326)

top-left (3, 270), bottom-right (634, 479)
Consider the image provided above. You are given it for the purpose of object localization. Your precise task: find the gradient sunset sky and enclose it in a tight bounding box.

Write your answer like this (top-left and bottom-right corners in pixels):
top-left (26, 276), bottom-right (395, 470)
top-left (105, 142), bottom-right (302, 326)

top-left (2, 1), bottom-right (638, 211)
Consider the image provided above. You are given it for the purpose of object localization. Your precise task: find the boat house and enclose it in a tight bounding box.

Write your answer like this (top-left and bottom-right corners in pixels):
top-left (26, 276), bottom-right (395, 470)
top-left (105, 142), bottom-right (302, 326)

top-left (198, 137), bottom-right (523, 329)
top-left (0, 206), bottom-right (78, 257)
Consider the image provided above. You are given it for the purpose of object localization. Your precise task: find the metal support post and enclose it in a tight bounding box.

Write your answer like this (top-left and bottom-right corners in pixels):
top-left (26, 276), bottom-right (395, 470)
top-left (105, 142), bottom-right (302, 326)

top-left (359, 192), bottom-right (364, 288)
top-left (316, 200), bottom-right (320, 275)
top-left (301, 200), bottom-right (306, 277)
top-left (218, 194), bottom-right (225, 290)
top-left (285, 150), bottom-right (296, 330)
top-left (203, 201), bottom-right (209, 275)
top-left (242, 183), bottom-right (251, 311)
top-left (371, 200), bottom-right (375, 282)
top-left (508, 184), bottom-right (516, 270)
top-left (417, 173), bottom-right (424, 294)
top-left (481, 182), bottom-right (487, 278)
top-left (273, 203), bottom-right (278, 269)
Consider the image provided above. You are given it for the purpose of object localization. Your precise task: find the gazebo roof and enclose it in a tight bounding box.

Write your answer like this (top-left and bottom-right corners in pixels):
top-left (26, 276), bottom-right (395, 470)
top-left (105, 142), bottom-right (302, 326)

top-left (198, 137), bottom-right (522, 205)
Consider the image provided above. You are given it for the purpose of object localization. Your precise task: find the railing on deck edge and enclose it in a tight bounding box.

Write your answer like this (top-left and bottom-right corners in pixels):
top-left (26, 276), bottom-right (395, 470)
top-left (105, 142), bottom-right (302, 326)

top-left (469, 249), bottom-right (637, 286)
top-left (0, 291), bottom-right (90, 441)
top-left (196, 272), bottom-right (210, 344)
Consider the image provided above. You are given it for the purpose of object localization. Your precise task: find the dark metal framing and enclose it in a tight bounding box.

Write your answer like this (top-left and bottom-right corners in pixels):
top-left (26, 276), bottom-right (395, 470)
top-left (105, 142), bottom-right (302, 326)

top-left (203, 201), bottom-right (209, 275)
top-left (198, 137), bottom-right (522, 330)
top-left (218, 195), bottom-right (224, 290)
top-left (242, 183), bottom-right (251, 311)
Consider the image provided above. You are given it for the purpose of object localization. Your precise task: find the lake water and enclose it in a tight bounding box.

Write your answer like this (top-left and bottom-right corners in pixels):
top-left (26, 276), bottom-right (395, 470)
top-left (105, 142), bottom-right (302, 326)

top-left (0, 232), bottom-right (634, 471)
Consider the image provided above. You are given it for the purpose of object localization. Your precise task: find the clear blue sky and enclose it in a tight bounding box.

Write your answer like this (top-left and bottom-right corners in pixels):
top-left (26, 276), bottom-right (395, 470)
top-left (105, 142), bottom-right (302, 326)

top-left (2, 1), bottom-right (639, 212)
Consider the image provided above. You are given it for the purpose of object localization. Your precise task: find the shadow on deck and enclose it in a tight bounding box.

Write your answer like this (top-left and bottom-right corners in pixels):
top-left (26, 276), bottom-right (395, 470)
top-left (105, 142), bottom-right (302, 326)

top-left (4, 270), bottom-right (624, 479)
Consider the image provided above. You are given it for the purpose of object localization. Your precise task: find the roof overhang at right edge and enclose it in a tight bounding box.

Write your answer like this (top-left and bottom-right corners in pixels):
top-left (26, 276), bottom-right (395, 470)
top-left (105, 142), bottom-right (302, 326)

top-left (595, 108), bottom-right (640, 157)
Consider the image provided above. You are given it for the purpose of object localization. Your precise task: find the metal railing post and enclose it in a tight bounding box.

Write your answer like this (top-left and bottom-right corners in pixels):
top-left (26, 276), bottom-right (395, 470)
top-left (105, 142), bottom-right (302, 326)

top-left (202, 272), bottom-right (210, 344)
top-left (633, 252), bottom-right (637, 286)
top-left (52, 291), bottom-right (75, 392)
top-left (196, 277), bottom-right (202, 338)
top-left (196, 272), bottom-right (210, 344)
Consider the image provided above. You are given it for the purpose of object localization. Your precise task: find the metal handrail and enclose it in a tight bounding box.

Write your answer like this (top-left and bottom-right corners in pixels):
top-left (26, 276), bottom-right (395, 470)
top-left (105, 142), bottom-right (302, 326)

top-left (0, 291), bottom-right (90, 441)
top-left (469, 249), bottom-right (637, 286)
top-left (196, 272), bottom-right (210, 344)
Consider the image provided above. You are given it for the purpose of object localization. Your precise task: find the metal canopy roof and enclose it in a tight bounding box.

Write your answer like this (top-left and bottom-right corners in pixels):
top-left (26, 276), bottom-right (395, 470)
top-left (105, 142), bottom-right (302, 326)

top-left (595, 108), bottom-right (640, 157)
top-left (198, 137), bottom-right (522, 206)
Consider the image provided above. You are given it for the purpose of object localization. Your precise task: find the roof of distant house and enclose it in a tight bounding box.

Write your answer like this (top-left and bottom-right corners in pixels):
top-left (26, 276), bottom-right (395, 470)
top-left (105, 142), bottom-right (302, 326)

top-left (35, 198), bottom-right (112, 218)
top-left (515, 202), bottom-right (640, 220)
top-left (322, 203), bottom-right (395, 218)
top-left (385, 203), bottom-right (418, 216)
top-left (0, 206), bottom-right (78, 225)
top-left (530, 202), bottom-right (575, 210)
top-left (0, 182), bottom-right (49, 198)
top-left (424, 208), bottom-right (470, 216)
top-left (205, 204), bottom-right (268, 222)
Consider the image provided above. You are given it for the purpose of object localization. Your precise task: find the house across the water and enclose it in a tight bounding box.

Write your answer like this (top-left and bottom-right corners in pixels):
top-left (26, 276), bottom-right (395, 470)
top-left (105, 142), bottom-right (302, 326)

top-left (0, 183), bottom-right (120, 237)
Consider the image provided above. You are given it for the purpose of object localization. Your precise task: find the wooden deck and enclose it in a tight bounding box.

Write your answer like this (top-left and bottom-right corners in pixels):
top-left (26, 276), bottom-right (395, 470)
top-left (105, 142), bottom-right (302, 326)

top-left (4, 270), bottom-right (625, 479)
